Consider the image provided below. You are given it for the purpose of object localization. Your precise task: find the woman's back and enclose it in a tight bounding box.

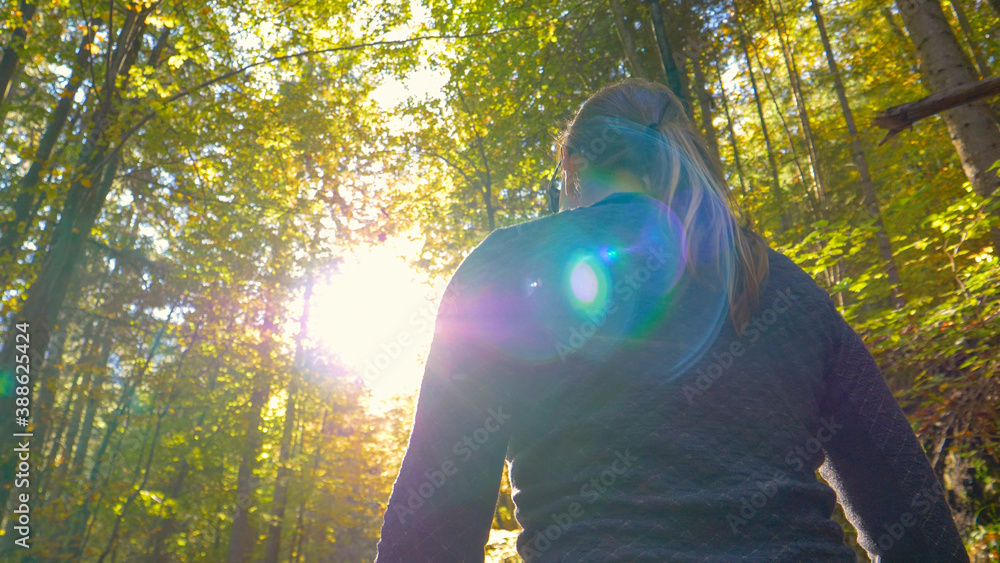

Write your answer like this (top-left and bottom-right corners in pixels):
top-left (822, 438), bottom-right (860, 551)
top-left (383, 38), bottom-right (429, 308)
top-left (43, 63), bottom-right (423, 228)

top-left (376, 76), bottom-right (967, 561)
top-left (375, 191), bottom-right (967, 561)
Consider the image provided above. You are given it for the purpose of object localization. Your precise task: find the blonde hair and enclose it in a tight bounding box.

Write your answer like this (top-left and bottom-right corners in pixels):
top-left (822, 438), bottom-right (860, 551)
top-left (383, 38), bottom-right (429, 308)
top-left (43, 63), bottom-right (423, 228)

top-left (560, 78), bottom-right (769, 332)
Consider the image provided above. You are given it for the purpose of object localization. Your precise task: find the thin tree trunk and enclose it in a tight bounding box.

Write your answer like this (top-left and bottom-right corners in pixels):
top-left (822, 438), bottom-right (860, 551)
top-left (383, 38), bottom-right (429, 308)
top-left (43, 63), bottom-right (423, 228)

top-left (225, 373), bottom-right (272, 562)
top-left (648, 0), bottom-right (691, 116)
top-left (145, 363), bottom-right (218, 561)
top-left (0, 6), bottom-right (152, 517)
top-left (0, 25), bottom-right (96, 280)
top-left (608, 0), bottom-right (646, 79)
top-left (716, 70), bottom-right (748, 195)
top-left (770, 0), bottom-right (828, 205)
top-left (895, 0), bottom-right (1000, 247)
top-left (226, 295), bottom-right (278, 562)
top-left (690, 51), bottom-right (721, 166)
top-left (736, 9), bottom-right (790, 231)
top-left (70, 328), bottom-right (113, 474)
top-left (947, 0), bottom-right (991, 78)
top-left (0, 0), bottom-right (37, 108)
top-left (810, 0), bottom-right (905, 307)
top-left (96, 401), bottom-right (168, 563)
top-left (59, 309), bottom-right (174, 559)
top-left (263, 279), bottom-right (314, 562)
top-left (746, 32), bottom-right (817, 216)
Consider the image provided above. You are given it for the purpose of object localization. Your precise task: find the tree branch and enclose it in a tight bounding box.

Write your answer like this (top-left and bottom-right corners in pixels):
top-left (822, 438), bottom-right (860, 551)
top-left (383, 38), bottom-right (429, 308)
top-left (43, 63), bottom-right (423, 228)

top-left (873, 75), bottom-right (1000, 145)
top-left (99, 27), bottom-right (532, 170)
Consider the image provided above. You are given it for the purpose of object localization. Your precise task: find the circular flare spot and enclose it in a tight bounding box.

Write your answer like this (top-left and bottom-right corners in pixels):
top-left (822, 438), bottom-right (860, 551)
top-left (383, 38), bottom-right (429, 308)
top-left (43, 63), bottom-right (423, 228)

top-left (565, 253), bottom-right (611, 316)
top-left (571, 261), bottom-right (599, 303)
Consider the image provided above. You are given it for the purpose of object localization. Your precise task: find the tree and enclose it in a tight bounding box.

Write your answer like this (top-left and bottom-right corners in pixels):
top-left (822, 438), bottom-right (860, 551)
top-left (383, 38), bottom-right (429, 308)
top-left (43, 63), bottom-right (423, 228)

top-left (895, 0), bottom-right (1000, 245)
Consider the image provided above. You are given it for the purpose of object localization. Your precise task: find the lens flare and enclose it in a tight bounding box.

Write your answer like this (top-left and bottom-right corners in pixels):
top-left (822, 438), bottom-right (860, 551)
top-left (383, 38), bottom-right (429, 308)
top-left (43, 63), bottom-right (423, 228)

top-left (565, 253), bottom-right (610, 316)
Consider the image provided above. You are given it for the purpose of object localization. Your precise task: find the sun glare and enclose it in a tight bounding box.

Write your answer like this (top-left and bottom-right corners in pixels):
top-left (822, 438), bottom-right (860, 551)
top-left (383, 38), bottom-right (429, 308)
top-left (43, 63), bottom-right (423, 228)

top-left (308, 234), bottom-right (446, 401)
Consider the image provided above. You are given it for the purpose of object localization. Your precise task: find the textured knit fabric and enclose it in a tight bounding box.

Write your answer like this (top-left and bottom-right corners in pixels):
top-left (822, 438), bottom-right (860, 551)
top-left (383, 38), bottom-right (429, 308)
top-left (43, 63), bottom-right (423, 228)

top-left (374, 192), bottom-right (968, 562)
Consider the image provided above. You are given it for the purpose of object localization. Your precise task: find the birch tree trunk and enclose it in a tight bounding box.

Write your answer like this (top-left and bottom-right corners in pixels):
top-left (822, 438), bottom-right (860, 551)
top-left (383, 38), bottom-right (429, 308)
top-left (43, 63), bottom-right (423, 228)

top-left (895, 0), bottom-right (1000, 246)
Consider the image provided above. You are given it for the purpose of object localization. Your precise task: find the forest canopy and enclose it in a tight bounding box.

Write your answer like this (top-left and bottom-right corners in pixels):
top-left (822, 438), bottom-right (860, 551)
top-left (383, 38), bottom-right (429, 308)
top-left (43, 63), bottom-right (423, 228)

top-left (0, 0), bottom-right (999, 560)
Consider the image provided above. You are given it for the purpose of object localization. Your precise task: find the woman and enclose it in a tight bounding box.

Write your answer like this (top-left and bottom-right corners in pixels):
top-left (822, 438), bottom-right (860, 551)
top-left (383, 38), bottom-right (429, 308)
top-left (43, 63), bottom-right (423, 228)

top-left (375, 79), bottom-right (967, 562)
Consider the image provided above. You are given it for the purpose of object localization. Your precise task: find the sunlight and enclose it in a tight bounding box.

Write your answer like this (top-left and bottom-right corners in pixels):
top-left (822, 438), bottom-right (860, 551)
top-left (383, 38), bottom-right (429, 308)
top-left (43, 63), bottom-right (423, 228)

top-left (309, 232), bottom-right (446, 400)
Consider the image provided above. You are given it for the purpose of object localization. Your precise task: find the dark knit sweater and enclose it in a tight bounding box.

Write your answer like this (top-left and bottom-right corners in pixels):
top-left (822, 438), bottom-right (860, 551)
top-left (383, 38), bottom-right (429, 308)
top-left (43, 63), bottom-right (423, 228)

top-left (375, 192), bottom-right (968, 562)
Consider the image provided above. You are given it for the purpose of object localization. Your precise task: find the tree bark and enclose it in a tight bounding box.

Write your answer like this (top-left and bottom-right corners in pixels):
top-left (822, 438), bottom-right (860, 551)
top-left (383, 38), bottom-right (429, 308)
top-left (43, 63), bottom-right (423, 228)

top-left (226, 296), bottom-right (278, 563)
top-left (263, 279), bottom-right (314, 562)
top-left (689, 50), bottom-right (721, 166)
top-left (874, 75), bottom-right (1000, 135)
top-left (648, 0), bottom-right (691, 117)
top-left (947, 0), bottom-right (991, 78)
top-left (608, 0), bottom-right (646, 79)
top-left (736, 9), bottom-right (790, 231)
top-left (770, 0), bottom-right (828, 205)
top-left (716, 71), bottom-right (748, 195)
top-left (0, 25), bottom-right (96, 275)
top-left (0, 0), bottom-right (37, 108)
top-left (746, 32), bottom-right (817, 215)
top-left (70, 328), bottom-right (113, 475)
top-left (810, 0), bottom-right (905, 307)
top-left (0, 5), bottom-right (151, 518)
top-left (895, 0), bottom-right (1000, 247)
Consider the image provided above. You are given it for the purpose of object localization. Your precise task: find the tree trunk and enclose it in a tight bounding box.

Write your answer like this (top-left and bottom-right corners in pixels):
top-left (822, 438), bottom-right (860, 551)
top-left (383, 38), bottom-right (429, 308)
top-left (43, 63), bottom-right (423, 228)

top-left (746, 32), bottom-right (817, 215)
top-left (146, 356), bottom-right (217, 562)
top-left (70, 328), bottom-right (113, 475)
top-left (608, 0), bottom-right (646, 79)
top-left (947, 0), bottom-right (991, 78)
top-left (648, 0), bottom-right (691, 116)
top-left (0, 25), bottom-right (96, 281)
top-left (0, 6), bottom-right (151, 518)
top-left (225, 372), bottom-right (272, 562)
top-left (690, 51), bottom-right (721, 166)
top-left (895, 0), bottom-right (1000, 246)
top-left (58, 308), bottom-right (174, 559)
top-left (769, 0), bottom-right (828, 205)
top-left (810, 0), bottom-right (905, 307)
top-left (263, 279), bottom-right (314, 563)
top-left (96, 402), bottom-right (168, 563)
top-left (226, 296), bottom-right (278, 563)
top-left (716, 71), bottom-right (748, 195)
top-left (0, 0), bottom-right (37, 108)
top-left (736, 10), bottom-right (790, 231)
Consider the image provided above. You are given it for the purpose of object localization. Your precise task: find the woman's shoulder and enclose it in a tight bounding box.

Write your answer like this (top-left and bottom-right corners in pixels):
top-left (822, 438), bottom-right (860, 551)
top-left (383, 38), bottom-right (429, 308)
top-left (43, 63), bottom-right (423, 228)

top-left (760, 246), bottom-right (844, 330)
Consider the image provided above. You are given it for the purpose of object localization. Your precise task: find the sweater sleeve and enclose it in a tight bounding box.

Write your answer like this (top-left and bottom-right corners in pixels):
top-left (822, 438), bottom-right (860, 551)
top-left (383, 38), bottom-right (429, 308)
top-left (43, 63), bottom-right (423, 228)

top-left (375, 245), bottom-right (514, 562)
top-left (818, 311), bottom-right (968, 562)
